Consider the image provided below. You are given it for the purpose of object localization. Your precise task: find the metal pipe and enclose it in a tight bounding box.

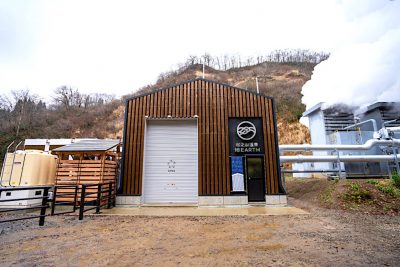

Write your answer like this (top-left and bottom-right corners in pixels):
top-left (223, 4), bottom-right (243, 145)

top-left (280, 153), bottom-right (400, 163)
top-left (387, 126), bottom-right (400, 132)
top-left (393, 147), bottom-right (400, 173)
top-left (279, 138), bottom-right (400, 152)
top-left (0, 141), bottom-right (14, 186)
top-left (383, 118), bottom-right (400, 127)
top-left (344, 119), bottom-right (378, 132)
top-left (282, 169), bottom-right (340, 173)
top-left (8, 141), bottom-right (23, 186)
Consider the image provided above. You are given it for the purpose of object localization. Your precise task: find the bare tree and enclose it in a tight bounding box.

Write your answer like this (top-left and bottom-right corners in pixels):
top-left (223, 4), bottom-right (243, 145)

top-left (201, 53), bottom-right (212, 66)
top-left (12, 90), bottom-right (34, 137)
top-left (53, 86), bottom-right (85, 109)
top-left (2, 90), bottom-right (44, 137)
top-left (0, 95), bottom-right (12, 111)
top-left (186, 55), bottom-right (198, 66)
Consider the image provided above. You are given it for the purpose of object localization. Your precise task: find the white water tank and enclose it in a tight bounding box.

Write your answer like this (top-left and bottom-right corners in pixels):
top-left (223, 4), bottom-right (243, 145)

top-left (0, 150), bottom-right (58, 187)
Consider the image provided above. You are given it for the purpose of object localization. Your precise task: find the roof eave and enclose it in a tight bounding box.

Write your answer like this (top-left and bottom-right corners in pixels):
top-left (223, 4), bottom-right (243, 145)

top-left (125, 77), bottom-right (274, 103)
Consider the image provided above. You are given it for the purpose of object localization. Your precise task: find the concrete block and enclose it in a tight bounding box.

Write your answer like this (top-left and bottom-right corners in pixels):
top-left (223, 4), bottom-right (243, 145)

top-left (116, 196), bottom-right (141, 206)
top-left (279, 195), bottom-right (288, 205)
top-left (265, 195), bottom-right (288, 206)
top-left (223, 196), bottom-right (248, 205)
top-left (265, 195), bottom-right (281, 205)
top-left (198, 196), bottom-right (223, 206)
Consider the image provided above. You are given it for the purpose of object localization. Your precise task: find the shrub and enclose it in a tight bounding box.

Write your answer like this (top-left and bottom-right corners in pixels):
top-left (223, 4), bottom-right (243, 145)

top-left (375, 180), bottom-right (400, 197)
top-left (344, 182), bottom-right (372, 203)
top-left (367, 180), bottom-right (378, 185)
top-left (392, 172), bottom-right (400, 188)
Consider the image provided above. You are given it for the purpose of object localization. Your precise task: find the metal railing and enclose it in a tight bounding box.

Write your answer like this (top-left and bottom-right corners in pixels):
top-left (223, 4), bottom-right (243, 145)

top-left (78, 182), bottom-right (115, 220)
top-left (0, 186), bottom-right (51, 226)
top-left (0, 182), bottom-right (115, 227)
top-left (0, 141), bottom-right (15, 186)
top-left (51, 185), bottom-right (79, 216)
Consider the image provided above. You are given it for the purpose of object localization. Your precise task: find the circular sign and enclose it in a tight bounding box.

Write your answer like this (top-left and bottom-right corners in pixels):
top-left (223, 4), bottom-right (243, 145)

top-left (237, 121), bottom-right (256, 141)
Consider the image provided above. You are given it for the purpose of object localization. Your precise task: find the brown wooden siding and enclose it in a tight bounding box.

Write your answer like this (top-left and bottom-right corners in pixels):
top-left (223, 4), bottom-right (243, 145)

top-left (121, 78), bottom-right (281, 195)
top-left (54, 153), bottom-right (119, 204)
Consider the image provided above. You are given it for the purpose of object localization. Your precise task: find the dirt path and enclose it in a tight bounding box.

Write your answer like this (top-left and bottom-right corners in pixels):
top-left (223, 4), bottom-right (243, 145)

top-left (1, 204), bottom-right (399, 267)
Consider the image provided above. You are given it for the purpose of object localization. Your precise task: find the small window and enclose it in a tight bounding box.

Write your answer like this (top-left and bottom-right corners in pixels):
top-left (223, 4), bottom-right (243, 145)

top-left (6, 192), bottom-right (11, 196)
top-left (35, 190), bottom-right (42, 196)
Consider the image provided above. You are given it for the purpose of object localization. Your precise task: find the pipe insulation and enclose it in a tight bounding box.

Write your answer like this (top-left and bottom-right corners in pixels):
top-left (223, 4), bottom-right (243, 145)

top-left (279, 138), bottom-right (400, 152)
top-left (280, 153), bottom-right (400, 163)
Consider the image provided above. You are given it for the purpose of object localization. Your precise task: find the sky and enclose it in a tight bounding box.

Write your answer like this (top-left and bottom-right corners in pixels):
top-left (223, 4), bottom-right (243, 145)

top-left (1, 0), bottom-right (399, 108)
top-left (0, 0), bottom-right (347, 101)
top-left (301, 0), bottom-right (400, 110)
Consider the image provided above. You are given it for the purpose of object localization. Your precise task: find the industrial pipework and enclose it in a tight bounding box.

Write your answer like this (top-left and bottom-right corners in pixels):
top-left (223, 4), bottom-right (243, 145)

top-left (280, 153), bottom-right (400, 163)
top-left (279, 138), bottom-right (400, 152)
top-left (279, 137), bottom-right (400, 174)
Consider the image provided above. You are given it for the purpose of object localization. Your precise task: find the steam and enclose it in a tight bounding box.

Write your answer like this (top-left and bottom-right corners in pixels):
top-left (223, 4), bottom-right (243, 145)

top-left (301, 0), bottom-right (400, 110)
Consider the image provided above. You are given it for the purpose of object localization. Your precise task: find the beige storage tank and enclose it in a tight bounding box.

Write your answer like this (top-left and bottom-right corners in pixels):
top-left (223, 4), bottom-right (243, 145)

top-left (0, 150), bottom-right (58, 187)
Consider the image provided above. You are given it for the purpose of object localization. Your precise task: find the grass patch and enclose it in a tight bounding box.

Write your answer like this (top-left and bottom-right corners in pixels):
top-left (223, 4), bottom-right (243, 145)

top-left (376, 183), bottom-right (395, 196)
top-left (319, 179), bottom-right (338, 206)
top-left (367, 178), bottom-right (400, 197)
top-left (367, 179), bottom-right (378, 185)
top-left (376, 181), bottom-right (400, 197)
top-left (344, 182), bottom-right (372, 204)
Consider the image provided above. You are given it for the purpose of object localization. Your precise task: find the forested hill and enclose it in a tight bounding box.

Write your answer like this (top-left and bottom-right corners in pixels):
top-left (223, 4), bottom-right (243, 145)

top-left (0, 50), bottom-right (328, 161)
top-left (131, 50), bottom-right (327, 144)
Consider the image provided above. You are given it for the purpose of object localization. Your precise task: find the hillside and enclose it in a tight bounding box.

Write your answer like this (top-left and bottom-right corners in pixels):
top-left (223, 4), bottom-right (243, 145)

top-left (123, 61), bottom-right (314, 144)
top-left (0, 58), bottom-right (316, 162)
top-left (286, 177), bottom-right (400, 215)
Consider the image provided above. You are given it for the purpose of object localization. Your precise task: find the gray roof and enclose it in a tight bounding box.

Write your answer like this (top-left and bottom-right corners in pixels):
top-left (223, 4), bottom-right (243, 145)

top-left (302, 102), bottom-right (323, 117)
top-left (355, 102), bottom-right (400, 115)
top-left (304, 102), bottom-right (400, 118)
top-left (52, 139), bottom-right (120, 152)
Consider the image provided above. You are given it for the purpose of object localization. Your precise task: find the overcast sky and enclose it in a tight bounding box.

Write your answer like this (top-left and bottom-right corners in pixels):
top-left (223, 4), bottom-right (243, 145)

top-left (0, 0), bottom-right (367, 100)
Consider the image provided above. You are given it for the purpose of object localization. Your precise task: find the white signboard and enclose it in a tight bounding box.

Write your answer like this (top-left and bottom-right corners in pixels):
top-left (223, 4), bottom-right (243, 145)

top-left (232, 173), bottom-right (245, 192)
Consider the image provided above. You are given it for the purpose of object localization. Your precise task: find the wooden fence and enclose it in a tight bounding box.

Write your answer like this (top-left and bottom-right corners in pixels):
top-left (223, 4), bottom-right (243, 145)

top-left (55, 159), bottom-right (117, 204)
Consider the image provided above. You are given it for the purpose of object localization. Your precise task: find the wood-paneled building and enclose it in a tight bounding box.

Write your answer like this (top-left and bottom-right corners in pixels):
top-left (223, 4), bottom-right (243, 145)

top-left (118, 78), bottom-right (286, 206)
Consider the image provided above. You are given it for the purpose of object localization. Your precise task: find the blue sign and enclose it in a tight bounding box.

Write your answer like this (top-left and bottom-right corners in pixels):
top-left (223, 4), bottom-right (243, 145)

top-left (231, 156), bottom-right (244, 174)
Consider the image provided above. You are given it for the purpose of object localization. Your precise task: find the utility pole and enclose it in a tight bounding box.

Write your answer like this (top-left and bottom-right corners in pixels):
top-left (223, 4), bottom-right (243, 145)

top-left (256, 77), bottom-right (259, 94)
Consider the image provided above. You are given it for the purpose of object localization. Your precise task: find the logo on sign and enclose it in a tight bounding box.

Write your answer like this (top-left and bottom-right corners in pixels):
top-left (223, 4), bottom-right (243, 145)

top-left (237, 121), bottom-right (256, 141)
top-left (167, 160), bottom-right (176, 173)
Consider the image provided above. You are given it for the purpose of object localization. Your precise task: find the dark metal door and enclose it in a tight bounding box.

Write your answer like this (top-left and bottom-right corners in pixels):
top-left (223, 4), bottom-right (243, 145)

top-left (246, 156), bottom-right (265, 202)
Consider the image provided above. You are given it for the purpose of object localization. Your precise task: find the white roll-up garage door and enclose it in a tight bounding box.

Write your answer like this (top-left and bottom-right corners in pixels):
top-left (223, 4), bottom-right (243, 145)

top-left (143, 120), bottom-right (198, 204)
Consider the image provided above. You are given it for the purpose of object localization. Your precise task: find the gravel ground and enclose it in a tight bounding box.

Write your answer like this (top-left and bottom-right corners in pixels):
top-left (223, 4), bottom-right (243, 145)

top-left (1, 202), bottom-right (399, 267)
